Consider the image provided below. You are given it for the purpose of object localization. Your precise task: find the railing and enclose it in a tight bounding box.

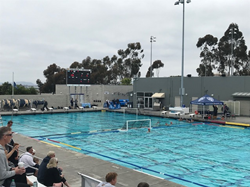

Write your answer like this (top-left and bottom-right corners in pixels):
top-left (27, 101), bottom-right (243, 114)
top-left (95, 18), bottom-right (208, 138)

top-left (78, 172), bottom-right (102, 187)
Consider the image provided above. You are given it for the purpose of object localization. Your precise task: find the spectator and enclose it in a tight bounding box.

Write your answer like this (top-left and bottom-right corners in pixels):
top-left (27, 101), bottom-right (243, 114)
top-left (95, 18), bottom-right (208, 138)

top-left (223, 104), bottom-right (229, 117)
top-left (212, 105), bottom-right (218, 119)
top-left (43, 100), bottom-right (49, 111)
top-left (137, 182), bottom-right (149, 187)
top-left (70, 98), bottom-right (74, 107)
top-left (44, 158), bottom-right (71, 187)
top-left (7, 120), bottom-right (13, 128)
top-left (37, 151), bottom-right (55, 184)
top-left (19, 146), bottom-right (39, 176)
top-left (33, 157), bottom-right (40, 165)
top-left (8, 143), bottom-right (20, 167)
top-left (97, 172), bottom-right (118, 187)
top-left (0, 126), bottom-right (29, 187)
top-left (75, 98), bottom-right (78, 109)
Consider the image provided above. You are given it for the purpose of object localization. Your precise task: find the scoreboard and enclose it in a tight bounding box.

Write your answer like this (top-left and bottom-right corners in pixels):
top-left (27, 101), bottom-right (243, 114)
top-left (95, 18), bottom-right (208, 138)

top-left (66, 69), bottom-right (91, 85)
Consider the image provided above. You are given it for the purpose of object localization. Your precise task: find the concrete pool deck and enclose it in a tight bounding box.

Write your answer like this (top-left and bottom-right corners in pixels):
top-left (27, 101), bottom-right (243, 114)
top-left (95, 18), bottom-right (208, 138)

top-left (1, 108), bottom-right (249, 187)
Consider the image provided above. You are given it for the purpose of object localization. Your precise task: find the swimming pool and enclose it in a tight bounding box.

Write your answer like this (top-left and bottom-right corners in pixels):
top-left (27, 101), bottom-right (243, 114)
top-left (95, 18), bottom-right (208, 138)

top-left (3, 112), bottom-right (250, 187)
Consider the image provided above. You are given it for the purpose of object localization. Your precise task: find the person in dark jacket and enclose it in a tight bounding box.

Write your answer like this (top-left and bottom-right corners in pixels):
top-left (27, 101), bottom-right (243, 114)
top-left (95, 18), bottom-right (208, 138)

top-left (37, 151), bottom-right (55, 184)
top-left (44, 158), bottom-right (71, 187)
top-left (212, 105), bottom-right (218, 119)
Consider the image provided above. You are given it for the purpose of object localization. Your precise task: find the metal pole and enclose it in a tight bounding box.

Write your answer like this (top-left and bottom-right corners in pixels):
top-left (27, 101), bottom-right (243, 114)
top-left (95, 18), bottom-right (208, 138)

top-left (230, 29), bottom-right (234, 76)
top-left (150, 37), bottom-right (153, 77)
top-left (180, 1), bottom-right (185, 107)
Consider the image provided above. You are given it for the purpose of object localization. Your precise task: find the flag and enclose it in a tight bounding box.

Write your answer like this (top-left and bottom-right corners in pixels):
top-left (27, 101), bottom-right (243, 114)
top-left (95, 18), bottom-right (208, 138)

top-left (14, 82), bottom-right (18, 89)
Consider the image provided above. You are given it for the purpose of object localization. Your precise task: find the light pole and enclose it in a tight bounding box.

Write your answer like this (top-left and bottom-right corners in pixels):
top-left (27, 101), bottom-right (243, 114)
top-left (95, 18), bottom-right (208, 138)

top-left (229, 25), bottom-right (237, 76)
top-left (150, 36), bottom-right (156, 77)
top-left (174, 0), bottom-right (191, 107)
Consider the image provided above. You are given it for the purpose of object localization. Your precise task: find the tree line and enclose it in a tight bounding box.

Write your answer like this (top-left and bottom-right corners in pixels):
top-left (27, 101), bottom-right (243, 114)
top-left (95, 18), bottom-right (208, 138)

top-left (196, 23), bottom-right (250, 76)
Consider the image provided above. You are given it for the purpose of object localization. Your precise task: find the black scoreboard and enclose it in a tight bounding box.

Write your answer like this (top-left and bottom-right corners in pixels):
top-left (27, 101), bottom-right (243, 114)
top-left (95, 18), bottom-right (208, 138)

top-left (66, 70), bottom-right (91, 85)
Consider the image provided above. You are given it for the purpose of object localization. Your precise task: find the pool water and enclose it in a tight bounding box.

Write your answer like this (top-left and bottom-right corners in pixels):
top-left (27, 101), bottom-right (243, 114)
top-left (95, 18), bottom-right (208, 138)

top-left (3, 112), bottom-right (250, 187)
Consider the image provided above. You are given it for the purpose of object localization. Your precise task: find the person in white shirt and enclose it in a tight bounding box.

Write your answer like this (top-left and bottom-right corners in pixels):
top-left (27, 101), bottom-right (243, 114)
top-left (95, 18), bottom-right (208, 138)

top-left (19, 146), bottom-right (39, 176)
top-left (97, 172), bottom-right (117, 187)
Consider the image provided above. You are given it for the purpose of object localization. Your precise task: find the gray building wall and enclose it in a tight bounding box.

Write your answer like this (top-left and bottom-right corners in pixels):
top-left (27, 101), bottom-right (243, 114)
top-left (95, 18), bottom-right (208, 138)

top-left (132, 76), bottom-right (250, 115)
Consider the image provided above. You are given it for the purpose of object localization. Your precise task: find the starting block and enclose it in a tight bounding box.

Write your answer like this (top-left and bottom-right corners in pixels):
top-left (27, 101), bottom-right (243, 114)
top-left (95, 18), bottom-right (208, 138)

top-left (92, 106), bottom-right (97, 110)
top-left (31, 108), bottom-right (36, 112)
top-left (78, 106), bottom-right (84, 110)
top-left (48, 107), bottom-right (53, 112)
top-left (63, 107), bottom-right (69, 111)
top-left (161, 111), bottom-right (168, 115)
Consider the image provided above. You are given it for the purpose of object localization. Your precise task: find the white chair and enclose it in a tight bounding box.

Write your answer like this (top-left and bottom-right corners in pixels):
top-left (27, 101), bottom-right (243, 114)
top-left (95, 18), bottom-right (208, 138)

top-left (161, 111), bottom-right (167, 114)
top-left (63, 107), bottom-right (69, 111)
top-left (189, 113), bottom-right (195, 118)
top-left (30, 108), bottom-right (36, 112)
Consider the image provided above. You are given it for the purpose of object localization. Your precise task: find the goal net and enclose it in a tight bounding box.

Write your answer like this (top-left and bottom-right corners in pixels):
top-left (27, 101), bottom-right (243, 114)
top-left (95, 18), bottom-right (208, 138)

top-left (121, 119), bottom-right (151, 131)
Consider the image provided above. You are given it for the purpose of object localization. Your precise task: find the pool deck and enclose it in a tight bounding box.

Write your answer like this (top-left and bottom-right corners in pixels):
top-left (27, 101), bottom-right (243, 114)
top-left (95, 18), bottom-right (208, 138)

top-left (1, 108), bottom-right (249, 187)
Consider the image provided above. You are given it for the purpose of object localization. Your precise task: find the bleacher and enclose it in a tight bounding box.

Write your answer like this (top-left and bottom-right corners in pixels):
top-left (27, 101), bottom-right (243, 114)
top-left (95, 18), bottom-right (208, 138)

top-left (78, 172), bottom-right (102, 187)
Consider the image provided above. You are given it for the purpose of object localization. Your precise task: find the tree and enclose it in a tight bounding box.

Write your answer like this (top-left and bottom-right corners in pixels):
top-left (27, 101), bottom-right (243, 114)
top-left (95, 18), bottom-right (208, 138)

top-left (217, 23), bottom-right (248, 75)
top-left (0, 82), bottom-right (37, 95)
top-left (121, 78), bottom-right (131, 85)
top-left (36, 63), bottom-right (66, 93)
top-left (0, 82), bottom-right (12, 95)
top-left (196, 34), bottom-right (217, 76)
top-left (116, 42), bottom-right (144, 80)
top-left (146, 60), bottom-right (164, 77)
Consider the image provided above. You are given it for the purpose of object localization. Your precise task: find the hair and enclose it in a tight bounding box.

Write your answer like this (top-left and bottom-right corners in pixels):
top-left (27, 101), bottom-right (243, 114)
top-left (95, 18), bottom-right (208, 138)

top-left (26, 146), bottom-right (33, 152)
top-left (8, 120), bottom-right (13, 124)
top-left (47, 151), bottom-right (55, 157)
top-left (137, 182), bottom-right (149, 187)
top-left (13, 143), bottom-right (19, 147)
top-left (0, 126), bottom-right (11, 139)
top-left (47, 157), bottom-right (58, 169)
top-left (105, 172), bottom-right (117, 183)
top-left (33, 157), bottom-right (39, 163)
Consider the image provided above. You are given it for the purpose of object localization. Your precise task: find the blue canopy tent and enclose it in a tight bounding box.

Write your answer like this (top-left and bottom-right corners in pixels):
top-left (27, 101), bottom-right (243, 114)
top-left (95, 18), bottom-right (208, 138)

top-left (190, 95), bottom-right (224, 118)
top-left (190, 95), bottom-right (224, 105)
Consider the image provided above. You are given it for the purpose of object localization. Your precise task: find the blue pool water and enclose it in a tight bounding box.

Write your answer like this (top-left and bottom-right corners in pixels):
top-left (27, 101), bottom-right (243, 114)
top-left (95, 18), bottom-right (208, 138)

top-left (3, 112), bottom-right (250, 187)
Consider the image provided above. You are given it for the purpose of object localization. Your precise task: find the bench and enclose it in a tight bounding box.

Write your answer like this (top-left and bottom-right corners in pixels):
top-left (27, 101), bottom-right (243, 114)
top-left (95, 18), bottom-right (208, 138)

top-left (27, 175), bottom-right (46, 187)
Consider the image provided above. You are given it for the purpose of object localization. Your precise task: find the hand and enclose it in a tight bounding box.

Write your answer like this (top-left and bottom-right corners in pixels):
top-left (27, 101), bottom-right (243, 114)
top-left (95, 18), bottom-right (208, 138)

top-left (15, 167), bottom-right (25, 175)
top-left (14, 145), bottom-right (19, 150)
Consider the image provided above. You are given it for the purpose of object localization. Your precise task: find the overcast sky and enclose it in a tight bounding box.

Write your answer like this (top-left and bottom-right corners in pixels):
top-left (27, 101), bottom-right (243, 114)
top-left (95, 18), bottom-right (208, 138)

top-left (1, 0), bottom-right (250, 84)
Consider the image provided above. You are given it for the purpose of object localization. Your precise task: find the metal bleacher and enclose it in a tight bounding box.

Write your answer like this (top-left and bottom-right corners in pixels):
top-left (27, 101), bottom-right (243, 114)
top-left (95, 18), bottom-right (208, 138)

top-left (78, 172), bottom-right (102, 187)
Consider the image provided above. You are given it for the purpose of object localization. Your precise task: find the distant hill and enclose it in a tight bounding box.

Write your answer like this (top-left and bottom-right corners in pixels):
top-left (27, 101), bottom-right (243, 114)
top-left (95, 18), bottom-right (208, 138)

top-left (16, 81), bottom-right (36, 86)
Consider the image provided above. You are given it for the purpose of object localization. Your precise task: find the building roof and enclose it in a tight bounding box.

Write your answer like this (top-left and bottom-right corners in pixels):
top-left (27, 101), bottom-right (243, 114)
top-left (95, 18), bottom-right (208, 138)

top-left (232, 92), bottom-right (250, 97)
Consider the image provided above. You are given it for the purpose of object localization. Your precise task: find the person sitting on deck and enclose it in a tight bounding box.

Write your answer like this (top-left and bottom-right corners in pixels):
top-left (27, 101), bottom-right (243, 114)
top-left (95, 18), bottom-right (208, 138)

top-left (0, 126), bottom-right (29, 187)
top-left (43, 158), bottom-right (71, 187)
top-left (19, 146), bottom-right (39, 176)
top-left (38, 151), bottom-right (55, 184)
top-left (97, 172), bottom-right (118, 187)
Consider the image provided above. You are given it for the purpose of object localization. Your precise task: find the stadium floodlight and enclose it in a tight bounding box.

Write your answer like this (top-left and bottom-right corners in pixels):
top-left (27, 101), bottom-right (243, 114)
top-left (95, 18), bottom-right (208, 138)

top-left (174, 0), bottom-right (191, 107)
